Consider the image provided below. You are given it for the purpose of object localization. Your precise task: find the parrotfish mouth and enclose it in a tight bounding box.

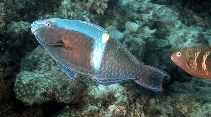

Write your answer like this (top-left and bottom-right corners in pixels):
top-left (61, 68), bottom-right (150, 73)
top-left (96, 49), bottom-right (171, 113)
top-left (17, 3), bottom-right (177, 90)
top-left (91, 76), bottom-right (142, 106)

top-left (170, 54), bottom-right (176, 62)
top-left (31, 22), bottom-right (46, 46)
top-left (31, 21), bottom-right (46, 34)
top-left (170, 56), bottom-right (173, 61)
top-left (31, 22), bottom-right (39, 33)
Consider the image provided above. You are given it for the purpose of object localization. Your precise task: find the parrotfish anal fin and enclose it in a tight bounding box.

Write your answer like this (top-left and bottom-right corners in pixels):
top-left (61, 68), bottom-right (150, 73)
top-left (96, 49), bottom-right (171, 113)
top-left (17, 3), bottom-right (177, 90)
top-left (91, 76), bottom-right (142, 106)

top-left (46, 40), bottom-right (73, 50)
top-left (134, 65), bottom-right (168, 92)
top-left (58, 63), bottom-right (77, 80)
top-left (94, 77), bottom-right (135, 85)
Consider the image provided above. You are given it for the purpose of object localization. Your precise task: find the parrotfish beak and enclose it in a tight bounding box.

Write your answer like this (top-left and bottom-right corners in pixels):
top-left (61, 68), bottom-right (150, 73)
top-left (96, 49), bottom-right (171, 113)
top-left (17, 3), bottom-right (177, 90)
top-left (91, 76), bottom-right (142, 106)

top-left (171, 52), bottom-right (183, 68)
top-left (31, 20), bottom-right (47, 34)
top-left (171, 53), bottom-right (178, 66)
top-left (170, 55), bottom-right (174, 61)
top-left (31, 21), bottom-right (39, 34)
top-left (31, 20), bottom-right (47, 46)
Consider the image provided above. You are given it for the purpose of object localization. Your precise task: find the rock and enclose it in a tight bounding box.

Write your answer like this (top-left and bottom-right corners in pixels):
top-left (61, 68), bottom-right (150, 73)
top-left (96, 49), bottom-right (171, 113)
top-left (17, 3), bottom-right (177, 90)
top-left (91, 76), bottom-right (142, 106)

top-left (7, 21), bottom-right (30, 38)
top-left (125, 21), bottom-right (140, 33)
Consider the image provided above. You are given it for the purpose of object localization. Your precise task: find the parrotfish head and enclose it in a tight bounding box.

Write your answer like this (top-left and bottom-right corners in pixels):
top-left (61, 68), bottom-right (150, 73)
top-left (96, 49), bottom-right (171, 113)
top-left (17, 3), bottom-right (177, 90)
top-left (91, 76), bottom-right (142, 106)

top-left (171, 49), bottom-right (187, 68)
top-left (171, 47), bottom-right (196, 74)
top-left (32, 18), bottom-right (60, 45)
top-left (31, 18), bottom-right (72, 46)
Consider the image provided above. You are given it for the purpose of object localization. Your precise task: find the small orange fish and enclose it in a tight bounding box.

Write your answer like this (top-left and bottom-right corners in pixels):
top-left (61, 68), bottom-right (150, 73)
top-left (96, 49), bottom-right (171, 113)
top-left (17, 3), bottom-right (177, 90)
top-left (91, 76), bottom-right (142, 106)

top-left (171, 45), bottom-right (211, 78)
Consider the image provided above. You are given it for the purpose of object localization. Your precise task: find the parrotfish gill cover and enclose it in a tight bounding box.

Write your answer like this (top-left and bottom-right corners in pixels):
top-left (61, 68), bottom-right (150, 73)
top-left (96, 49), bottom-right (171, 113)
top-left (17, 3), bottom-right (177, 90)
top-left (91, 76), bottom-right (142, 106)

top-left (31, 18), bottom-right (168, 92)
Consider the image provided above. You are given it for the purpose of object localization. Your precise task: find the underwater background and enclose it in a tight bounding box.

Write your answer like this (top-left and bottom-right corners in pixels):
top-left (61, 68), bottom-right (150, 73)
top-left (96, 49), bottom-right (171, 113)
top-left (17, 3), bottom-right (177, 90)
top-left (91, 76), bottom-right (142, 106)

top-left (0, 0), bottom-right (211, 116)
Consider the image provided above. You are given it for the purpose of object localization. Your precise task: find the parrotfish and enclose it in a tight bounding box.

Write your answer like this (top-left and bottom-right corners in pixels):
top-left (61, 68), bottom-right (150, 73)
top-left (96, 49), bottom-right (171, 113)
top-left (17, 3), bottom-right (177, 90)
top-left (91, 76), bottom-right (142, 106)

top-left (171, 45), bottom-right (211, 78)
top-left (31, 18), bottom-right (167, 91)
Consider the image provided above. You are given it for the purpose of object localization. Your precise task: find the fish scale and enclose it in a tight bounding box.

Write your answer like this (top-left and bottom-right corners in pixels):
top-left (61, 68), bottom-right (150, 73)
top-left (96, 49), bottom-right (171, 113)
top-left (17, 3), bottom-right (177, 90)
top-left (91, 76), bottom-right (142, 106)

top-left (96, 37), bottom-right (140, 79)
top-left (31, 18), bottom-right (168, 91)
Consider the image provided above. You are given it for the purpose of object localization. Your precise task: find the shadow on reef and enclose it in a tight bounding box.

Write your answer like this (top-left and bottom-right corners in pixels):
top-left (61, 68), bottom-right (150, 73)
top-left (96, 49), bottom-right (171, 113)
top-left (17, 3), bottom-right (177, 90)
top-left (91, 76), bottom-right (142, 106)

top-left (0, 0), bottom-right (61, 116)
top-left (0, 28), bottom-right (37, 116)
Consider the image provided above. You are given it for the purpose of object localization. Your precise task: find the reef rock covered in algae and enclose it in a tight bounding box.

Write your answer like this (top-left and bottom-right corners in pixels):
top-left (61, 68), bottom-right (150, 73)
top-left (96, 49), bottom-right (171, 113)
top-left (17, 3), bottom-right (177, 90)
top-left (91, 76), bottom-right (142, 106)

top-left (55, 0), bottom-right (110, 21)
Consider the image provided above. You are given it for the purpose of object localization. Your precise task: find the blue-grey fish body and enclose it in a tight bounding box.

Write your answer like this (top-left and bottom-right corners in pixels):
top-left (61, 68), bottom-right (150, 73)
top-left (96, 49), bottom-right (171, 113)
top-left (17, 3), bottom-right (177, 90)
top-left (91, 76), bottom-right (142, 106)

top-left (31, 18), bottom-right (167, 91)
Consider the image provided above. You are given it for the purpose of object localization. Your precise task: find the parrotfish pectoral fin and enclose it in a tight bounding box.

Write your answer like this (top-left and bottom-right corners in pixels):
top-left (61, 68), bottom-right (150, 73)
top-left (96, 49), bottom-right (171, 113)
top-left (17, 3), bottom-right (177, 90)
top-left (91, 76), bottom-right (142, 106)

top-left (46, 40), bottom-right (73, 50)
top-left (94, 77), bottom-right (135, 85)
top-left (133, 65), bottom-right (168, 92)
top-left (46, 40), bottom-right (64, 47)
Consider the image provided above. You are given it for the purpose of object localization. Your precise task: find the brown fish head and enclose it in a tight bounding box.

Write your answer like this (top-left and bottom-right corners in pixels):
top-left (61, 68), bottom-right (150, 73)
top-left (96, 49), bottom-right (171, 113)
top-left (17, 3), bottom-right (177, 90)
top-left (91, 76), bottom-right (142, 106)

top-left (171, 49), bottom-right (188, 69)
top-left (171, 46), bottom-right (211, 78)
top-left (170, 47), bottom-right (197, 74)
top-left (31, 18), bottom-right (66, 47)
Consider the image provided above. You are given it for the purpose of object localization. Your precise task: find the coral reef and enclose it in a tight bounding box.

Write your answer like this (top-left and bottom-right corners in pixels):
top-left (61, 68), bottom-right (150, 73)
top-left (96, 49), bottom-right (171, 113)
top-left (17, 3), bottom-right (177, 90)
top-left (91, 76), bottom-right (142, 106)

top-left (1, 0), bottom-right (211, 116)
top-left (125, 21), bottom-right (140, 33)
top-left (57, 0), bottom-right (90, 20)
top-left (0, 2), bottom-right (5, 32)
top-left (55, 0), bottom-right (110, 21)
top-left (7, 21), bottom-right (30, 38)
top-left (0, 0), bottom-right (15, 34)
top-left (54, 84), bottom-right (129, 116)
top-left (87, 0), bottom-right (109, 15)
top-left (106, 26), bottom-right (124, 40)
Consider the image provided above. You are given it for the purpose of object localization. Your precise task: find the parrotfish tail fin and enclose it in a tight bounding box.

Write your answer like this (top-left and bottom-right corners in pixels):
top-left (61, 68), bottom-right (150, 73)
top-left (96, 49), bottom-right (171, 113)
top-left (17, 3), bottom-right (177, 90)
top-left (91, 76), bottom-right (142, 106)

top-left (133, 65), bottom-right (168, 92)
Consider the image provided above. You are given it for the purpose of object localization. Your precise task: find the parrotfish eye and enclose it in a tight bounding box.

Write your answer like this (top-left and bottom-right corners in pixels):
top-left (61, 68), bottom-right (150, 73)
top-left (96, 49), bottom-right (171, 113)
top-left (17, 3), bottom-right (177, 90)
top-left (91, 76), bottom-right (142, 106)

top-left (45, 22), bottom-right (52, 27)
top-left (176, 52), bottom-right (181, 57)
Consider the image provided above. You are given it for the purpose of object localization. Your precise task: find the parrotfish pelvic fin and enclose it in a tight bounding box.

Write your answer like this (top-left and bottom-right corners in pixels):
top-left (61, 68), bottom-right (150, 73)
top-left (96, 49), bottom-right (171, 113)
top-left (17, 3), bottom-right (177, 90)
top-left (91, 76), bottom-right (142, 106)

top-left (134, 65), bottom-right (168, 92)
top-left (58, 63), bottom-right (78, 80)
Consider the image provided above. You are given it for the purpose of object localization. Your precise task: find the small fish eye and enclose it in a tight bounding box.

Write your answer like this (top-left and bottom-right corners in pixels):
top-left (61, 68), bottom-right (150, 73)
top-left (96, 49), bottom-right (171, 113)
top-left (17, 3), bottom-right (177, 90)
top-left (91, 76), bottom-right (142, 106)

top-left (45, 22), bottom-right (52, 27)
top-left (176, 52), bottom-right (181, 57)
